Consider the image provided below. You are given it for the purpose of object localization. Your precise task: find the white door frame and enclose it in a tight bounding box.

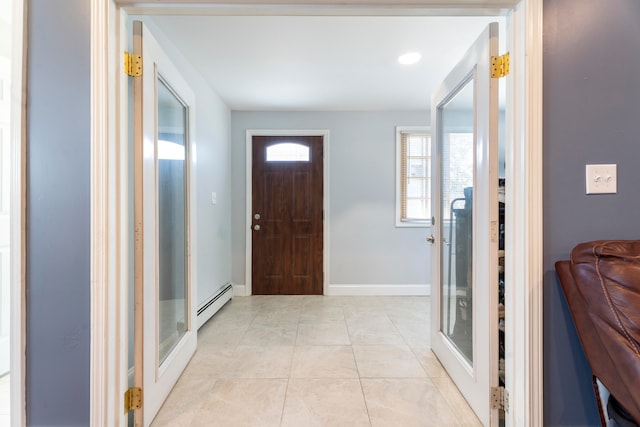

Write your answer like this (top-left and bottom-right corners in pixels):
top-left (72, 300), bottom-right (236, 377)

top-left (9, 0), bottom-right (26, 425)
top-left (244, 129), bottom-right (330, 297)
top-left (90, 1), bottom-right (130, 425)
top-left (90, 1), bottom-right (543, 426)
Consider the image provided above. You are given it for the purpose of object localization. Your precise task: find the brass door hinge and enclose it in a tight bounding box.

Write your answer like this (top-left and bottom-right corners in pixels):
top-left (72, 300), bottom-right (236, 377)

top-left (124, 52), bottom-right (142, 77)
top-left (124, 387), bottom-right (143, 413)
top-left (491, 53), bottom-right (510, 78)
top-left (491, 386), bottom-right (509, 412)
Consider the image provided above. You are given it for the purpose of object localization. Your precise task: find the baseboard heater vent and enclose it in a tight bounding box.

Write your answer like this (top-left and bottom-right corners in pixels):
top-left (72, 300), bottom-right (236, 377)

top-left (197, 283), bottom-right (233, 330)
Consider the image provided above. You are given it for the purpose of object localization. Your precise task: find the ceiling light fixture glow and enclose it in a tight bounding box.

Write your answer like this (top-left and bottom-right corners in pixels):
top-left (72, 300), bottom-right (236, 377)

top-left (398, 52), bottom-right (422, 65)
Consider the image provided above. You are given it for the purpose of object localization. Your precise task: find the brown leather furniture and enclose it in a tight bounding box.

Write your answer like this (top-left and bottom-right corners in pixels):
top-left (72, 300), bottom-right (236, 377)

top-left (555, 240), bottom-right (640, 426)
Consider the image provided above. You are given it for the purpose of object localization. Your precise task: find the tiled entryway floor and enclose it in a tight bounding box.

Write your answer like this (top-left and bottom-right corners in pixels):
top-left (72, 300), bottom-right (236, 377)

top-left (151, 295), bottom-right (481, 427)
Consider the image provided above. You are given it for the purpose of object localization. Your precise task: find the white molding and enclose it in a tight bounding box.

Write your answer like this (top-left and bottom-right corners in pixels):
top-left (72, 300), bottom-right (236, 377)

top-left (228, 283), bottom-right (427, 298)
top-left (245, 129), bottom-right (330, 296)
top-left (10, 0), bottom-right (26, 425)
top-left (525, 0), bottom-right (544, 425)
top-left (90, 1), bottom-right (128, 426)
top-left (504, 0), bottom-right (543, 426)
top-left (90, 0), bottom-right (108, 422)
top-left (232, 283), bottom-right (247, 297)
top-left (116, 1), bottom-right (520, 17)
top-left (327, 284), bottom-right (430, 296)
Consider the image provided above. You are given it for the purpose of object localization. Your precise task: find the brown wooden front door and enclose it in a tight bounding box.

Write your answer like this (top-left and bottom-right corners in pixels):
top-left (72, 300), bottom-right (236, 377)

top-left (251, 135), bottom-right (324, 295)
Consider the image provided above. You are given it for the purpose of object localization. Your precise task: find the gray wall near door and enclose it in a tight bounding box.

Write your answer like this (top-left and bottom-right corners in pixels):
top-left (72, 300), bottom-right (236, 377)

top-left (231, 110), bottom-right (504, 292)
top-left (231, 111), bottom-right (432, 291)
top-left (543, 0), bottom-right (640, 425)
top-left (27, 0), bottom-right (91, 424)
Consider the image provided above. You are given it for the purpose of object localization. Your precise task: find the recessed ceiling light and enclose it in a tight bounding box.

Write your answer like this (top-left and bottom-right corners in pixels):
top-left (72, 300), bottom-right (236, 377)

top-left (398, 52), bottom-right (422, 65)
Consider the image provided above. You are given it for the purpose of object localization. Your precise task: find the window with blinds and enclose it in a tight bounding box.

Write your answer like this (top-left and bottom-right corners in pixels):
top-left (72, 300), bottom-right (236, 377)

top-left (396, 127), bottom-right (431, 226)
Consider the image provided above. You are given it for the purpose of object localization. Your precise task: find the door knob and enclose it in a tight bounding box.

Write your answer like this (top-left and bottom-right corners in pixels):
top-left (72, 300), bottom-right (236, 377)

top-left (253, 224), bottom-right (261, 231)
top-left (426, 235), bottom-right (435, 244)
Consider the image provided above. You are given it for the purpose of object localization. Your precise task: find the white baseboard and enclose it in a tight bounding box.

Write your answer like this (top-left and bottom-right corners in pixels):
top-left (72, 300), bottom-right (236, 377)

top-left (232, 283), bottom-right (248, 296)
top-left (197, 283), bottom-right (234, 329)
top-left (232, 283), bottom-right (430, 296)
top-left (326, 284), bottom-right (430, 296)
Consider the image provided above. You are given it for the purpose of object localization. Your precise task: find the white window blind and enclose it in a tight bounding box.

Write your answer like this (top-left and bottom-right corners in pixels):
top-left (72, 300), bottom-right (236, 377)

top-left (396, 127), bottom-right (431, 226)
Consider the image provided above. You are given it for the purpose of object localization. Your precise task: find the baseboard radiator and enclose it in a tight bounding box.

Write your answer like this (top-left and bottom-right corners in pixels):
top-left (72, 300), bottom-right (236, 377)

top-left (197, 283), bottom-right (234, 329)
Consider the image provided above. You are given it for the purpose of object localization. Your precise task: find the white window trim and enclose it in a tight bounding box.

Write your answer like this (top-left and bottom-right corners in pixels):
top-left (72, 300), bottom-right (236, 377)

top-left (395, 126), bottom-right (431, 228)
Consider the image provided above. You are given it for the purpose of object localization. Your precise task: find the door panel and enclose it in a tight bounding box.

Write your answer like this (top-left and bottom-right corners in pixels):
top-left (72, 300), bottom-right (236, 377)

top-left (252, 136), bottom-right (323, 295)
top-left (133, 21), bottom-right (197, 426)
top-left (430, 23), bottom-right (499, 427)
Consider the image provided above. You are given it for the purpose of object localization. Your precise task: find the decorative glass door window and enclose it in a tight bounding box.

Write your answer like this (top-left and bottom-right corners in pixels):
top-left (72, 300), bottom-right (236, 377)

top-left (266, 142), bottom-right (310, 162)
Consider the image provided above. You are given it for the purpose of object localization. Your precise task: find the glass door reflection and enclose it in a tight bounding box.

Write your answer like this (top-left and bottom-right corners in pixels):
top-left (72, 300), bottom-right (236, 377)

top-left (439, 77), bottom-right (475, 365)
top-left (156, 77), bottom-right (189, 366)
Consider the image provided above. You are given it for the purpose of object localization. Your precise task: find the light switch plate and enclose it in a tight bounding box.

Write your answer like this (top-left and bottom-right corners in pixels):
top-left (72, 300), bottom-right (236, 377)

top-left (211, 192), bottom-right (217, 205)
top-left (585, 164), bottom-right (617, 194)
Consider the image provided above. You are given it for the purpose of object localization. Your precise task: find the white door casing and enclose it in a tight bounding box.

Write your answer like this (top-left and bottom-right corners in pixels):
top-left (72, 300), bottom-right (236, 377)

top-left (503, 3), bottom-right (544, 425)
top-left (9, 0), bottom-right (26, 425)
top-left (90, 2), bottom-right (543, 426)
top-left (430, 22), bottom-right (499, 426)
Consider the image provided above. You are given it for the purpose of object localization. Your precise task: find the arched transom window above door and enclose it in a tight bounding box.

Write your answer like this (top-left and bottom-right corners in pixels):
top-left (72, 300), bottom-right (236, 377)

top-left (266, 142), bottom-right (310, 162)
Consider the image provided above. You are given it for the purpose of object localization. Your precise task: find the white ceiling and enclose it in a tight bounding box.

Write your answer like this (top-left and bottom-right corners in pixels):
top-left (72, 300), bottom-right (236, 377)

top-left (148, 15), bottom-right (505, 111)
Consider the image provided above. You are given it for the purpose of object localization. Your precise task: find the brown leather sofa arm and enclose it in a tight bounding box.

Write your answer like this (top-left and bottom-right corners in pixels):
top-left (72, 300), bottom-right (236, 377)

top-left (555, 240), bottom-right (640, 426)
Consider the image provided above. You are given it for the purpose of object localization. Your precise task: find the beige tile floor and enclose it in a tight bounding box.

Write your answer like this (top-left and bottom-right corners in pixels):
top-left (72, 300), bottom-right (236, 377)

top-left (151, 296), bottom-right (481, 427)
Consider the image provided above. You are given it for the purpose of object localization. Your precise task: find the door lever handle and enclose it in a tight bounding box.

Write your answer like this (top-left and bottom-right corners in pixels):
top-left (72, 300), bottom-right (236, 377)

top-left (426, 235), bottom-right (435, 244)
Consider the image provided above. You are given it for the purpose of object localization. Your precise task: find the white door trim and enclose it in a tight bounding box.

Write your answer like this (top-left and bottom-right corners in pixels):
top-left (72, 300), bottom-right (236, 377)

top-left (10, 0), bottom-right (27, 425)
top-left (90, 1), bottom-right (129, 426)
top-left (93, 2), bottom-right (542, 426)
top-left (504, 1), bottom-right (544, 425)
top-left (244, 129), bottom-right (330, 296)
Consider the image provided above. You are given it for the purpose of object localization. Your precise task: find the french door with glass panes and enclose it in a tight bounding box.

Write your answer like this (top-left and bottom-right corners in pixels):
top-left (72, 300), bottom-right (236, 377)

top-left (429, 22), bottom-right (500, 427)
top-left (132, 21), bottom-right (198, 426)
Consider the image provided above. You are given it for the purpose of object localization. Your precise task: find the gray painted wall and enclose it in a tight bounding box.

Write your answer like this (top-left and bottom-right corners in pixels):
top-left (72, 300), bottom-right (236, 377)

top-left (27, 0), bottom-right (91, 425)
top-left (543, 0), bottom-right (640, 425)
top-left (231, 111), bottom-right (432, 289)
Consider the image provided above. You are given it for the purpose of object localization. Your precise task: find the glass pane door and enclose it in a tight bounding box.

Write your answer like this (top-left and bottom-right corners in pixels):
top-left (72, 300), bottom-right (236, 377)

top-left (430, 22), bottom-right (499, 426)
top-left (439, 79), bottom-right (475, 365)
top-left (156, 78), bottom-right (188, 366)
top-left (134, 21), bottom-right (197, 426)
